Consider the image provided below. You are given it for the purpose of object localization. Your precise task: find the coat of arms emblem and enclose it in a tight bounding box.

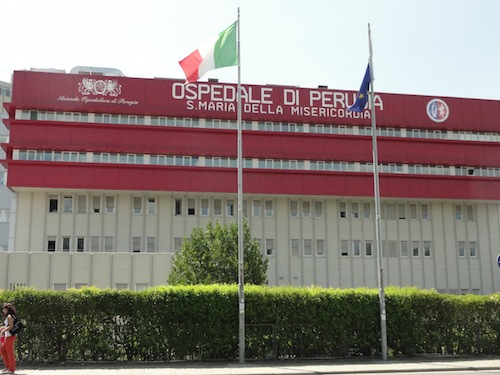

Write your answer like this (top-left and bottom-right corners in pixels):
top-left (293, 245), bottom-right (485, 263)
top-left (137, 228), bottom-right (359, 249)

top-left (78, 78), bottom-right (122, 97)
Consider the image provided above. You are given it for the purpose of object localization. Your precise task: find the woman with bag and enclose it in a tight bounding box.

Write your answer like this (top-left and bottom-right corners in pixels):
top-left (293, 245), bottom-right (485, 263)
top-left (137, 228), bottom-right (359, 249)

top-left (0, 303), bottom-right (17, 374)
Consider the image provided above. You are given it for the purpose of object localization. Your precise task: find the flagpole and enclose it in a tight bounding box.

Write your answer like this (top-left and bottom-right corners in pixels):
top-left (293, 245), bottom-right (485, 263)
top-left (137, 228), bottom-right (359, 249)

top-left (236, 7), bottom-right (245, 364)
top-left (368, 23), bottom-right (388, 361)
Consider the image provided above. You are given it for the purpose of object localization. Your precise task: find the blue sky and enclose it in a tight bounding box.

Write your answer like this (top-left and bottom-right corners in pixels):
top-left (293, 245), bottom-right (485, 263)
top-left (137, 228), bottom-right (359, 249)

top-left (2, 0), bottom-right (499, 100)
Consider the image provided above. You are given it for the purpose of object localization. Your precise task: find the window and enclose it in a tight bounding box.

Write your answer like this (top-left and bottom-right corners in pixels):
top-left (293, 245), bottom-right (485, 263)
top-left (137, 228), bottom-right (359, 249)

top-left (104, 236), bottom-right (114, 252)
top-left (106, 196), bottom-right (115, 214)
top-left (458, 241), bottom-right (466, 257)
top-left (400, 240), bottom-right (408, 257)
top-left (173, 238), bottom-right (183, 252)
top-left (353, 240), bottom-right (361, 256)
top-left (315, 201), bottom-right (323, 218)
top-left (316, 239), bottom-right (325, 256)
top-left (424, 241), bottom-right (432, 257)
top-left (291, 239), bottom-right (299, 257)
top-left (412, 241), bottom-right (420, 257)
top-left (226, 200), bottom-right (235, 216)
top-left (214, 199), bottom-right (222, 216)
top-left (91, 236), bottom-right (100, 252)
top-left (265, 239), bottom-right (274, 256)
top-left (188, 199), bottom-right (196, 215)
top-left (341, 240), bottom-right (349, 256)
top-left (409, 204), bottom-right (417, 220)
top-left (77, 237), bottom-right (85, 252)
top-left (363, 203), bottom-right (371, 219)
top-left (133, 197), bottom-right (142, 215)
top-left (49, 195), bottom-right (58, 213)
top-left (62, 237), bottom-right (70, 252)
top-left (132, 237), bottom-right (142, 252)
top-left (77, 195), bottom-right (87, 214)
top-left (398, 204), bottom-right (406, 220)
top-left (253, 200), bottom-right (261, 217)
top-left (174, 198), bottom-right (182, 215)
top-left (455, 205), bottom-right (463, 220)
top-left (365, 241), bottom-right (373, 256)
top-left (421, 204), bottom-right (429, 220)
top-left (201, 199), bottom-right (209, 216)
top-left (92, 196), bottom-right (101, 213)
top-left (303, 239), bottom-right (312, 256)
top-left (302, 201), bottom-right (311, 218)
top-left (469, 241), bottom-right (477, 257)
top-left (339, 202), bottom-right (347, 218)
top-left (265, 200), bottom-right (273, 217)
top-left (466, 205), bottom-right (474, 221)
top-left (290, 201), bottom-right (298, 217)
top-left (351, 203), bottom-right (359, 219)
top-left (47, 236), bottom-right (56, 252)
top-left (146, 237), bottom-right (156, 252)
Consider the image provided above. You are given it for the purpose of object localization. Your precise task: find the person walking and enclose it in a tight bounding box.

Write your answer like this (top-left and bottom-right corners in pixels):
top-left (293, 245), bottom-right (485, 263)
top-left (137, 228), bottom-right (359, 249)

top-left (0, 303), bottom-right (17, 374)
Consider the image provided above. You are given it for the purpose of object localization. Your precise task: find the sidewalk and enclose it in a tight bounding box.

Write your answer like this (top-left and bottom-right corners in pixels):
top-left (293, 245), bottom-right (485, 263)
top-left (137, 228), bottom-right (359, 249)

top-left (14, 357), bottom-right (500, 375)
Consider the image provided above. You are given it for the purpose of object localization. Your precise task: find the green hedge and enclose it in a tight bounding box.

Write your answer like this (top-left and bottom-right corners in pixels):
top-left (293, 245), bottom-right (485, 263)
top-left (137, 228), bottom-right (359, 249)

top-left (2, 286), bottom-right (499, 362)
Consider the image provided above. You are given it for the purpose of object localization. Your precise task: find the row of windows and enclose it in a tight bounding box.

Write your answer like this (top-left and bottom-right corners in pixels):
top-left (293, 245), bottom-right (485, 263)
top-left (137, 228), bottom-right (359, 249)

top-left (16, 150), bottom-right (500, 178)
top-left (339, 202), bottom-right (432, 221)
top-left (0, 87), bottom-right (11, 97)
top-left (44, 235), bottom-right (477, 259)
top-left (18, 110), bottom-right (500, 143)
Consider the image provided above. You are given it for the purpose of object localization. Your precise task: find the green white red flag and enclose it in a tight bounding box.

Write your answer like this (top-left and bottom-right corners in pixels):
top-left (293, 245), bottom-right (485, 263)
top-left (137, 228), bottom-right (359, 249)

top-left (179, 21), bottom-right (238, 82)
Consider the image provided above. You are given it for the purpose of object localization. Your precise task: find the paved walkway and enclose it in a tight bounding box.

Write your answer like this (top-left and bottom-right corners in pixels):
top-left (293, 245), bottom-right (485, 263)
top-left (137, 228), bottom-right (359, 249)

top-left (13, 357), bottom-right (500, 375)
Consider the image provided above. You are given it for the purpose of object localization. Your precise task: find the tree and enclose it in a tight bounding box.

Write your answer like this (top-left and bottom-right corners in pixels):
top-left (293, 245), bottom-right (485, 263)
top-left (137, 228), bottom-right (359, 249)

top-left (168, 220), bottom-right (269, 285)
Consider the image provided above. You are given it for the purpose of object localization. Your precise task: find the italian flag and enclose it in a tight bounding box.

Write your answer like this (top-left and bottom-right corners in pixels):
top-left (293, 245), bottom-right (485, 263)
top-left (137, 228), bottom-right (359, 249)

top-left (179, 21), bottom-right (238, 82)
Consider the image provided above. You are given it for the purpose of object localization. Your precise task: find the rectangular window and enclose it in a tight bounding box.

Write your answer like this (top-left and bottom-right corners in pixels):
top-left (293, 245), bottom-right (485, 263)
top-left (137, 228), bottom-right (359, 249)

top-left (302, 201), bottom-right (311, 218)
top-left (174, 198), bottom-right (182, 215)
top-left (363, 203), bottom-right (371, 219)
top-left (458, 241), bottom-right (466, 257)
top-left (316, 239), bottom-right (325, 256)
top-left (92, 196), bottom-right (101, 213)
top-left (466, 205), bottom-right (474, 221)
top-left (353, 240), bottom-right (361, 256)
top-left (423, 241), bottom-right (431, 257)
top-left (421, 204), bottom-right (429, 220)
top-left (47, 236), bottom-right (56, 252)
top-left (132, 237), bottom-right (141, 252)
top-left (91, 236), bottom-right (100, 252)
top-left (133, 197), bottom-right (142, 215)
top-left (188, 198), bottom-right (196, 215)
top-left (341, 240), bottom-right (349, 256)
top-left (265, 239), bottom-right (274, 256)
top-left (303, 239), bottom-right (312, 256)
top-left (265, 200), bottom-right (273, 217)
top-left (62, 237), bottom-right (70, 252)
top-left (63, 196), bottom-right (73, 213)
top-left (400, 240), bottom-right (408, 257)
top-left (409, 204), bottom-right (417, 220)
top-left (201, 199), bottom-right (209, 216)
top-left (351, 203), bottom-right (359, 219)
top-left (106, 196), bottom-right (115, 214)
top-left (469, 241), bottom-right (477, 257)
top-left (214, 199), bottom-right (222, 216)
top-left (77, 195), bottom-right (87, 214)
top-left (291, 239), bottom-right (300, 257)
top-left (398, 204), bottom-right (406, 220)
top-left (412, 241), bottom-right (420, 257)
top-left (49, 195), bottom-right (58, 213)
top-left (104, 236), bottom-right (114, 252)
top-left (290, 201), bottom-right (298, 217)
top-left (365, 241), bottom-right (373, 256)
top-left (76, 237), bottom-right (85, 252)
top-left (173, 237), bottom-right (183, 252)
top-left (315, 201), bottom-right (323, 218)
top-left (226, 200), bottom-right (235, 216)
top-left (455, 205), bottom-right (463, 220)
top-left (339, 202), bottom-right (347, 218)
top-left (146, 237), bottom-right (156, 252)
top-left (253, 200), bottom-right (261, 217)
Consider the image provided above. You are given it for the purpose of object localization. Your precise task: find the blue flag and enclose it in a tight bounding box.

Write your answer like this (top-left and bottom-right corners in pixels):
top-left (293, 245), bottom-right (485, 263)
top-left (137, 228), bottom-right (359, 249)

top-left (348, 64), bottom-right (370, 112)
